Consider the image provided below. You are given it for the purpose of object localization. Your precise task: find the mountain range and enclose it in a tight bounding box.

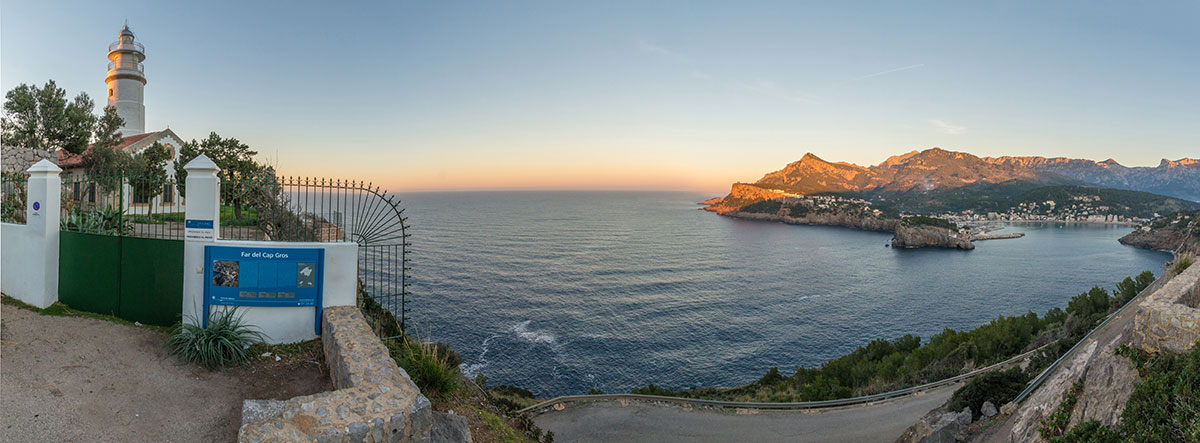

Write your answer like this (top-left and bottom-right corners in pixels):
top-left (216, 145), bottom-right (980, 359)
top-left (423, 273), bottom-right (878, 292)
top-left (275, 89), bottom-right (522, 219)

top-left (707, 148), bottom-right (1199, 215)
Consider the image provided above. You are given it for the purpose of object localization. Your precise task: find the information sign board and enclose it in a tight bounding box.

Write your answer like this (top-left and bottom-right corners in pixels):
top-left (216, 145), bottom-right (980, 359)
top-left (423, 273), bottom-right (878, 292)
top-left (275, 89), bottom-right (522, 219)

top-left (203, 245), bottom-right (324, 334)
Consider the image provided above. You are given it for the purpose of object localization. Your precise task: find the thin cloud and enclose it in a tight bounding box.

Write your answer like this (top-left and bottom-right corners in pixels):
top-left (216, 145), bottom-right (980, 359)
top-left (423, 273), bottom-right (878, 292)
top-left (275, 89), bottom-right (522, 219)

top-left (690, 70), bottom-right (711, 80)
top-left (636, 40), bottom-right (685, 60)
top-left (833, 63), bottom-right (925, 86)
top-left (858, 63), bottom-right (925, 80)
top-left (929, 119), bottom-right (967, 135)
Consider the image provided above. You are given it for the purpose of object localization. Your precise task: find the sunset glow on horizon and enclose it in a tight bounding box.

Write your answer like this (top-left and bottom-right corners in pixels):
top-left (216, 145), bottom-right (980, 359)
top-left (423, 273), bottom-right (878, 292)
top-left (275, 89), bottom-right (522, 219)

top-left (3, 1), bottom-right (1196, 194)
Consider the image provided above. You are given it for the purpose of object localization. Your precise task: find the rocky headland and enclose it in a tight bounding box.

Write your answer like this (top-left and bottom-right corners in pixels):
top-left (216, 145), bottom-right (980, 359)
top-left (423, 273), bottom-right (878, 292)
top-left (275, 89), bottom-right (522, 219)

top-left (721, 210), bottom-right (899, 233)
top-left (892, 224), bottom-right (975, 250)
top-left (1117, 210), bottom-right (1199, 256)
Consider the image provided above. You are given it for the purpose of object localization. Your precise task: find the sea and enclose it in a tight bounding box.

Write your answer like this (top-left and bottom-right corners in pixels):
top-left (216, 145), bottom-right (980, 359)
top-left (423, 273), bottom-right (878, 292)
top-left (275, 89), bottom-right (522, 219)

top-left (389, 191), bottom-right (1171, 398)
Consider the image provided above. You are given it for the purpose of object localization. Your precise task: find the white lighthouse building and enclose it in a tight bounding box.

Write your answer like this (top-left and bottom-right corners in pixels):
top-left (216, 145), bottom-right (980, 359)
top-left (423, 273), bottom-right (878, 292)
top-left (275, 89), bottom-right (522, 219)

top-left (106, 23), bottom-right (147, 135)
top-left (58, 23), bottom-right (187, 214)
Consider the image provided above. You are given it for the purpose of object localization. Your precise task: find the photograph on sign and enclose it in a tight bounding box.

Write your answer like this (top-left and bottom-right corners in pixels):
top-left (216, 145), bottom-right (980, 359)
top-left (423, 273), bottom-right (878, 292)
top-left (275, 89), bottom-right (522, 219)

top-left (213, 261), bottom-right (239, 287)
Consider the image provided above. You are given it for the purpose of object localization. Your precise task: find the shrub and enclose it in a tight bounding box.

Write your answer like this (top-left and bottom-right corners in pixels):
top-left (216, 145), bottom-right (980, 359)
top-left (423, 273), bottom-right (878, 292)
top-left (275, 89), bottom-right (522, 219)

top-left (949, 368), bottom-right (1028, 420)
top-left (167, 308), bottom-right (266, 370)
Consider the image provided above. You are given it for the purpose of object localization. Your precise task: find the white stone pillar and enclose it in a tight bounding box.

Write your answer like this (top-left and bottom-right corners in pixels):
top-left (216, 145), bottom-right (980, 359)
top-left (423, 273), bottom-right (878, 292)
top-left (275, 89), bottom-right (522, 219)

top-left (24, 159), bottom-right (62, 308)
top-left (181, 155), bottom-right (220, 324)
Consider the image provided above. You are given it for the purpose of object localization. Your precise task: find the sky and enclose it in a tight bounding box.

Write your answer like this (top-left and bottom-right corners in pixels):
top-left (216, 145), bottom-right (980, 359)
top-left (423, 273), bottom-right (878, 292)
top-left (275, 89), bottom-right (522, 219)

top-left (2, 1), bottom-right (1197, 193)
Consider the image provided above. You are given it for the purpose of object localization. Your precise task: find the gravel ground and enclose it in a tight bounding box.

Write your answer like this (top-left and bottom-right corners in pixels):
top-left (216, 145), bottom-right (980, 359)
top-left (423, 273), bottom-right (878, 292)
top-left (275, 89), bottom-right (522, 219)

top-left (0, 303), bottom-right (329, 442)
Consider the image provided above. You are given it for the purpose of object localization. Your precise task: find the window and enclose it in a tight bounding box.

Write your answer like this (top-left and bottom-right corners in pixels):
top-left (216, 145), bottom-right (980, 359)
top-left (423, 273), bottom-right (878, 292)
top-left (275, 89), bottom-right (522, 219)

top-left (72, 182), bottom-right (81, 201)
top-left (109, 88), bottom-right (114, 97)
top-left (162, 184), bottom-right (174, 204)
top-left (87, 184), bottom-right (96, 204)
top-left (132, 183), bottom-right (151, 205)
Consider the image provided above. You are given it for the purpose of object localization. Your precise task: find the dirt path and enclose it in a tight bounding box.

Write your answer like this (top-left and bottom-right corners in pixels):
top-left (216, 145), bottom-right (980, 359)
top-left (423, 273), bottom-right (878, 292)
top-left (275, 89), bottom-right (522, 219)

top-left (0, 304), bottom-right (330, 442)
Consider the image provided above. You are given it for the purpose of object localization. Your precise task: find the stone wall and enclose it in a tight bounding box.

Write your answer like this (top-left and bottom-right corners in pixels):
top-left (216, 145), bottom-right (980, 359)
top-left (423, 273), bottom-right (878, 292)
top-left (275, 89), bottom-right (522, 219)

top-left (1132, 264), bottom-right (1200, 354)
top-left (1, 145), bottom-right (56, 173)
top-left (238, 306), bottom-right (468, 442)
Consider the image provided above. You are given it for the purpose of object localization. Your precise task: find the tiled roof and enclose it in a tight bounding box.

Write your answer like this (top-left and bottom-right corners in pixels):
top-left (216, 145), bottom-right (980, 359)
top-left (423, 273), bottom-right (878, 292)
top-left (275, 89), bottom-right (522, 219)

top-left (57, 131), bottom-right (161, 168)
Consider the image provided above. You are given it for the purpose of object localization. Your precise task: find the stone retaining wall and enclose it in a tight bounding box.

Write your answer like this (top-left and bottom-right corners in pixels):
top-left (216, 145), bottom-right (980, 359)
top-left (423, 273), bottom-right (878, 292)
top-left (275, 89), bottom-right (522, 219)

top-left (1, 145), bottom-right (56, 173)
top-left (1133, 264), bottom-right (1200, 354)
top-left (239, 306), bottom-right (466, 442)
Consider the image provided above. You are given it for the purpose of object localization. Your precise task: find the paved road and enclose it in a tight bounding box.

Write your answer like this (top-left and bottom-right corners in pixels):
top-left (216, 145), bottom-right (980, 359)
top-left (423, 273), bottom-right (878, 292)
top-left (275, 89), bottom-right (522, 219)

top-left (533, 384), bottom-right (956, 443)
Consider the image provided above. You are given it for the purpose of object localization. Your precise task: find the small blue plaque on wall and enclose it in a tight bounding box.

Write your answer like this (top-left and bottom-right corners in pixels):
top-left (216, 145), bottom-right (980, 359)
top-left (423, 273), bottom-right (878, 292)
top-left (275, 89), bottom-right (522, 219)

top-left (203, 245), bottom-right (325, 334)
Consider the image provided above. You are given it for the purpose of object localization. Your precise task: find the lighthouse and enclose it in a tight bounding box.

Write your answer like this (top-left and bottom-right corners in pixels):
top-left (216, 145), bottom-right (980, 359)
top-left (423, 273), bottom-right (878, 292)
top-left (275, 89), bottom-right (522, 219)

top-left (105, 23), bottom-right (147, 136)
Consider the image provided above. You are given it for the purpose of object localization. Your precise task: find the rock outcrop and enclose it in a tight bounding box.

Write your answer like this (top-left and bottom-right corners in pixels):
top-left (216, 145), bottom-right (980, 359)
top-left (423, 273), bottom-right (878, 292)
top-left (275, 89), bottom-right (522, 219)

top-left (703, 183), bottom-right (788, 214)
top-left (897, 406), bottom-right (973, 443)
top-left (891, 225), bottom-right (974, 250)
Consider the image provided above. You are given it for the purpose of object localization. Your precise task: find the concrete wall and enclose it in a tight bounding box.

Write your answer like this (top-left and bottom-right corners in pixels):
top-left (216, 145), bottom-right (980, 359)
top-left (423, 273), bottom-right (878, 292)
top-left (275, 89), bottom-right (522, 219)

top-left (1133, 263), bottom-right (1200, 354)
top-left (0, 160), bottom-right (61, 308)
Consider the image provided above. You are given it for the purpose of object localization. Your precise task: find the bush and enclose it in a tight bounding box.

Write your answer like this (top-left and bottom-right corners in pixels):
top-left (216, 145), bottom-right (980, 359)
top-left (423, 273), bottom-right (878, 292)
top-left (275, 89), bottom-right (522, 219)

top-left (167, 308), bottom-right (266, 370)
top-left (949, 368), bottom-right (1028, 420)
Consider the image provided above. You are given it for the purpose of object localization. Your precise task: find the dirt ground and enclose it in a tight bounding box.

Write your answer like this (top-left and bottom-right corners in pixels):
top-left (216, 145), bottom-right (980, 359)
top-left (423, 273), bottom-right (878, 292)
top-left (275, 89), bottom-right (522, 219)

top-left (0, 303), bottom-right (330, 442)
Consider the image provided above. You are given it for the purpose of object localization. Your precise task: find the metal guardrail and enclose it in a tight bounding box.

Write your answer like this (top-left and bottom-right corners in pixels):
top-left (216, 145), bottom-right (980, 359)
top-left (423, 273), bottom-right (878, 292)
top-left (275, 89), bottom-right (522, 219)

top-left (519, 343), bottom-right (1047, 415)
top-left (1011, 272), bottom-right (1169, 404)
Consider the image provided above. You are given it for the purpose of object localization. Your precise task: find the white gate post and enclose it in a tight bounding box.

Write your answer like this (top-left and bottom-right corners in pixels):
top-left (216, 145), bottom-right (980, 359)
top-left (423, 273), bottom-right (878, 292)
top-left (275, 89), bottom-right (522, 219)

top-left (181, 155), bottom-right (221, 324)
top-left (19, 159), bottom-right (62, 308)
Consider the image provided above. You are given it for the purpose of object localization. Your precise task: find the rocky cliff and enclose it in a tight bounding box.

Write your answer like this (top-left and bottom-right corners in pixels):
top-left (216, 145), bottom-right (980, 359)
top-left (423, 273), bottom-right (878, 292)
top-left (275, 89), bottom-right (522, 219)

top-left (723, 210), bottom-right (899, 232)
top-left (891, 225), bottom-right (975, 250)
top-left (704, 183), bottom-right (789, 214)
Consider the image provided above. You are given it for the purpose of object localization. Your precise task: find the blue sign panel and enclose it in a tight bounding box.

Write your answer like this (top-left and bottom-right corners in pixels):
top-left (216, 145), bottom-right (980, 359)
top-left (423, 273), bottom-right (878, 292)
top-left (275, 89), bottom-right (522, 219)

top-left (185, 219), bottom-right (214, 229)
top-left (203, 245), bottom-right (325, 334)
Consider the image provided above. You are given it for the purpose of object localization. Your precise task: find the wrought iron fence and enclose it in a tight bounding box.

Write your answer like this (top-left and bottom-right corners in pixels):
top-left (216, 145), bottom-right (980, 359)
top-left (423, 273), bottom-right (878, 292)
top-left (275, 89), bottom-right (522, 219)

top-left (219, 176), bottom-right (412, 333)
top-left (59, 173), bottom-right (184, 239)
top-left (2, 171), bottom-right (28, 224)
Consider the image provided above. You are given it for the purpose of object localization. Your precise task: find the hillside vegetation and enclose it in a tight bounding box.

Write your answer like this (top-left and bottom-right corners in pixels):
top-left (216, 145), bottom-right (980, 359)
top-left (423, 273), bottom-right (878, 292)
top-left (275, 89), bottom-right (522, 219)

top-left (631, 271), bottom-right (1156, 403)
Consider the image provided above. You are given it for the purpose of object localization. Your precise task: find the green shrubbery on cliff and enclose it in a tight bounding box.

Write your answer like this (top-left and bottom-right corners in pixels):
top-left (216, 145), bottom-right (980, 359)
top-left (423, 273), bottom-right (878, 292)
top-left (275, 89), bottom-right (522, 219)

top-left (630, 271), bottom-right (1156, 403)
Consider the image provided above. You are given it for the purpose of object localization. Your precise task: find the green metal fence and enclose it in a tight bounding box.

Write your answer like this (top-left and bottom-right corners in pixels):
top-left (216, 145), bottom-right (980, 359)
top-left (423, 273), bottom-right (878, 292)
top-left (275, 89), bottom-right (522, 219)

top-left (57, 173), bottom-right (184, 326)
top-left (2, 171), bottom-right (28, 224)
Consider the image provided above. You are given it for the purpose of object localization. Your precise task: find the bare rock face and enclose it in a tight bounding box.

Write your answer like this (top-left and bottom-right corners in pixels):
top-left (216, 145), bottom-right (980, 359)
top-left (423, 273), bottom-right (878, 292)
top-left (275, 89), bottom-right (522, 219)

top-left (704, 183), bottom-right (786, 214)
top-left (1068, 346), bottom-right (1140, 428)
top-left (891, 225), bottom-right (975, 250)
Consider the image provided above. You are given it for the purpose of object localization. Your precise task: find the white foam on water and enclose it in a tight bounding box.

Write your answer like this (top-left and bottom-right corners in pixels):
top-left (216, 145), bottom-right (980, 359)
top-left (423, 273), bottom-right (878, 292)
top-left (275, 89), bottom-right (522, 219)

top-left (511, 320), bottom-right (556, 344)
top-left (460, 333), bottom-right (500, 378)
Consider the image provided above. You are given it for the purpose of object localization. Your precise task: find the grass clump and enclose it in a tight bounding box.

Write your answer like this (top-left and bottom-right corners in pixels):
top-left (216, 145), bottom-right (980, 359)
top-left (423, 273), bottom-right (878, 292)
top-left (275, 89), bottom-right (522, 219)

top-left (167, 308), bottom-right (266, 370)
top-left (388, 336), bottom-right (462, 398)
top-left (1169, 253), bottom-right (1195, 275)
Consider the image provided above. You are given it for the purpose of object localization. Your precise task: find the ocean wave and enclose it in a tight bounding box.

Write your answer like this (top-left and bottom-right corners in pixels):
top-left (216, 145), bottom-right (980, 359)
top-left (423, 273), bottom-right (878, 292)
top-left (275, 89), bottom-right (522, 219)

top-left (511, 320), bottom-right (556, 344)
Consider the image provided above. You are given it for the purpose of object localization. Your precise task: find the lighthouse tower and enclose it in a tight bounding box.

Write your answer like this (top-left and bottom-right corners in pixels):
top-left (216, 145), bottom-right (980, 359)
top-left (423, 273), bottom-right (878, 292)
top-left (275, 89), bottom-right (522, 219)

top-left (105, 23), bottom-right (147, 136)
